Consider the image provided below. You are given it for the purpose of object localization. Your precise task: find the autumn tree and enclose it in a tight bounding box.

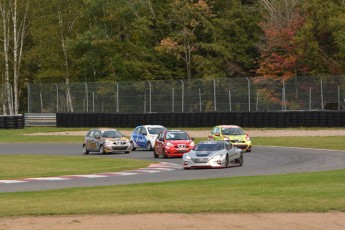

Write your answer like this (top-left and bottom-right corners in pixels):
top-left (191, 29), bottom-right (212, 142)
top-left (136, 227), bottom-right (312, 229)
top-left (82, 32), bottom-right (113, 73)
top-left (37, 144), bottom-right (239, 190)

top-left (294, 0), bottom-right (345, 75)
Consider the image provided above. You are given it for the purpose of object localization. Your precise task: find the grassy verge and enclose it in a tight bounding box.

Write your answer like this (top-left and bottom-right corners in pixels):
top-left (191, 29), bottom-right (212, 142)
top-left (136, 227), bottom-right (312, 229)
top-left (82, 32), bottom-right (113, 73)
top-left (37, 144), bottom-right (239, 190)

top-left (1, 170), bottom-right (345, 216)
top-left (0, 155), bottom-right (153, 180)
top-left (0, 127), bottom-right (87, 143)
top-left (253, 136), bottom-right (345, 151)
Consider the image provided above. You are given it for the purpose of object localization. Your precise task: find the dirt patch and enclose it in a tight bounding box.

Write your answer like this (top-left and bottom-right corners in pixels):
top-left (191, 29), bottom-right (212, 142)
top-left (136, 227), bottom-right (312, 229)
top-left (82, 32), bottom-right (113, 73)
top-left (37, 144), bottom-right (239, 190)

top-left (1, 212), bottom-right (345, 230)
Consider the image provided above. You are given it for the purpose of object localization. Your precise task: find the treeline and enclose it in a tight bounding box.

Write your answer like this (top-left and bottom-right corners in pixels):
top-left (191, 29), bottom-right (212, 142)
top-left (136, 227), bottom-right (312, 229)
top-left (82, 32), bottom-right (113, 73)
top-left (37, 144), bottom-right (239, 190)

top-left (1, 0), bottom-right (345, 114)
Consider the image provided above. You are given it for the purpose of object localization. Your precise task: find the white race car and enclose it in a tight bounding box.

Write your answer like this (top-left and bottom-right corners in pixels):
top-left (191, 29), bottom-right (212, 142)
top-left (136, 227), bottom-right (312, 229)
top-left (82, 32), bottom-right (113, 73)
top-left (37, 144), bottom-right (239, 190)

top-left (130, 125), bottom-right (167, 151)
top-left (183, 140), bottom-right (243, 169)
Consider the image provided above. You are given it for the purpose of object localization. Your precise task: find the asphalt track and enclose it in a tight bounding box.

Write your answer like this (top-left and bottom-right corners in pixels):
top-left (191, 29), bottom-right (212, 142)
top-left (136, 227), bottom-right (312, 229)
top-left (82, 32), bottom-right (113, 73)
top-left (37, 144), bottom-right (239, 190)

top-left (1, 143), bottom-right (345, 193)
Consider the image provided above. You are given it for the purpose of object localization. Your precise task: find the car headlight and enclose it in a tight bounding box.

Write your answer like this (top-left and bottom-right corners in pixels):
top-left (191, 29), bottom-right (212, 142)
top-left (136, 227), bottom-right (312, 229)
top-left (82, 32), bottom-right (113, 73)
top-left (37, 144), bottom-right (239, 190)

top-left (185, 155), bottom-right (191, 160)
top-left (166, 142), bottom-right (173, 147)
top-left (223, 137), bottom-right (230, 141)
top-left (212, 155), bottom-right (221, 160)
top-left (103, 140), bottom-right (112, 146)
top-left (190, 141), bottom-right (195, 147)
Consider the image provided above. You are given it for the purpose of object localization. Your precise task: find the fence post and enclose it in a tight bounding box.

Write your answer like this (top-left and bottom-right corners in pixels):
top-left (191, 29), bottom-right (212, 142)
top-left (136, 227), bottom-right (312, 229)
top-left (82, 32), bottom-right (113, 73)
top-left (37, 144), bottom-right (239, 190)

top-left (55, 83), bottom-right (59, 112)
top-left (116, 82), bottom-right (119, 112)
top-left (256, 91), bottom-right (259, 111)
top-left (246, 77), bottom-right (251, 111)
top-left (172, 88), bottom-right (174, 112)
top-left (309, 87), bottom-right (311, 110)
top-left (282, 80), bottom-right (286, 110)
top-left (199, 88), bottom-right (202, 112)
top-left (180, 80), bottom-right (184, 112)
top-left (27, 83), bottom-right (30, 113)
top-left (321, 78), bottom-right (324, 110)
top-left (213, 79), bottom-right (216, 111)
top-left (84, 82), bottom-right (88, 112)
top-left (338, 85), bottom-right (341, 110)
top-left (144, 91), bottom-right (146, 113)
top-left (229, 90), bottom-right (232, 112)
top-left (92, 92), bottom-right (95, 112)
top-left (148, 80), bottom-right (152, 113)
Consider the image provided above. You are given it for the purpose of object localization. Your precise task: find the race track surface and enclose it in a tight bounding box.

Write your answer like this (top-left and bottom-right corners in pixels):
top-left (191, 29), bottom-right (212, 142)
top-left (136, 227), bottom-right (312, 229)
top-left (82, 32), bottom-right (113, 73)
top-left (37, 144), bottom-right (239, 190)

top-left (1, 143), bottom-right (345, 192)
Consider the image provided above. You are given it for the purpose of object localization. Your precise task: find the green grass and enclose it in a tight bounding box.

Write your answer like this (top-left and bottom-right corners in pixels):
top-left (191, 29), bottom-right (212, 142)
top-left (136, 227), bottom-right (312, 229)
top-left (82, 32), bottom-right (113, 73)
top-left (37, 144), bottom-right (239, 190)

top-left (1, 127), bottom-right (345, 217)
top-left (1, 170), bottom-right (345, 217)
top-left (0, 155), bottom-right (153, 180)
top-left (0, 127), bottom-right (88, 143)
top-left (253, 136), bottom-right (345, 151)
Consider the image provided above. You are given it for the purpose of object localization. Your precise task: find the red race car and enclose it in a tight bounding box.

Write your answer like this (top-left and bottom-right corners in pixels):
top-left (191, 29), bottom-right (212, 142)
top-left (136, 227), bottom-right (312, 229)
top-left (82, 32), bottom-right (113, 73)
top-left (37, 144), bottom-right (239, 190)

top-left (153, 130), bottom-right (195, 158)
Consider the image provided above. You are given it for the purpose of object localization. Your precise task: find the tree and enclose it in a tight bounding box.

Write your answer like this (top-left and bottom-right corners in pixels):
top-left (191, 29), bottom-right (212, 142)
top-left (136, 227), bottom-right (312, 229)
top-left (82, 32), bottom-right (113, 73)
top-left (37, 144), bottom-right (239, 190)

top-left (155, 0), bottom-right (215, 80)
top-left (28, 0), bottom-right (87, 112)
top-left (0, 0), bottom-right (29, 115)
top-left (294, 0), bottom-right (345, 75)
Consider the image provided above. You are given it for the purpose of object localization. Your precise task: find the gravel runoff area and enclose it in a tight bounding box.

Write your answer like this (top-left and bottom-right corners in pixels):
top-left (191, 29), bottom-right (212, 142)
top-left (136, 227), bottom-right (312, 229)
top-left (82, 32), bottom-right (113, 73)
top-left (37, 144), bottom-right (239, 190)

top-left (11, 128), bottom-right (345, 229)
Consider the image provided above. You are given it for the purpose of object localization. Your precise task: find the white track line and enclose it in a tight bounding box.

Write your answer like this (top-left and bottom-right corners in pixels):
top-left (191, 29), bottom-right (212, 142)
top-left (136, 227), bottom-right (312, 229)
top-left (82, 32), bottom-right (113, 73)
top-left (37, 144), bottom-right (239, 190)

top-left (0, 162), bottom-right (181, 184)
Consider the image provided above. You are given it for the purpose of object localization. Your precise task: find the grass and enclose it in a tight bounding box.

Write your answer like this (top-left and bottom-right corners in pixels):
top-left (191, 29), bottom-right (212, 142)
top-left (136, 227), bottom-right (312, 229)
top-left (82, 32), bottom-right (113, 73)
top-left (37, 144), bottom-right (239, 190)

top-left (0, 155), bottom-right (153, 180)
top-left (1, 127), bottom-right (345, 217)
top-left (0, 127), bottom-right (88, 143)
top-left (1, 169), bottom-right (345, 217)
top-left (253, 136), bottom-right (345, 151)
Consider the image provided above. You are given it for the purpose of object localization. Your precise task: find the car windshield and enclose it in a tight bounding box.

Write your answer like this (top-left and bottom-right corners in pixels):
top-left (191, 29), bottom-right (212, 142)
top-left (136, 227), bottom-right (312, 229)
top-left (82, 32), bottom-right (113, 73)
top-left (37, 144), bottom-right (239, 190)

top-left (221, 127), bottom-right (244, 135)
top-left (148, 127), bottom-right (166, 135)
top-left (194, 142), bottom-right (224, 151)
top-left (166, 131), bottom-right (189, 140)
top-left (101, 130), bottom-right (122, 138)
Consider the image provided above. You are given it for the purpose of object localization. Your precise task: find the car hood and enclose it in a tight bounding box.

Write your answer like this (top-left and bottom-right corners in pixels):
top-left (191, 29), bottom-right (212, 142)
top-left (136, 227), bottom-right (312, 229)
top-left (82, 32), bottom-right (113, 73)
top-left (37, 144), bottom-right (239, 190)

top-left (166, 140), bottom-right (192, 144)
top-left (102, 137), bottom-right (128, 142)
top-left (223, 135), bottom-right (245, 140)
top-left (188, 150), bottom-right (222, 158)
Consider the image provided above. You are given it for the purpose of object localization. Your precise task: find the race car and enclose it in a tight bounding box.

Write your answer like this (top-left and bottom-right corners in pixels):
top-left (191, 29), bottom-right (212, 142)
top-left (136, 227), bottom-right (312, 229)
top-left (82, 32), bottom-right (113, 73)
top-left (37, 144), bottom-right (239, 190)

top-left (130, 125), bottom-right (167, 151)
top-left (208, 125), bottom-right (252, 152)
top-left (153, 130), bottom-right (194, 158)
top-left (183, 140), bottom-right (243, 169)
top-left (82, 129), bottom-right (131, 154)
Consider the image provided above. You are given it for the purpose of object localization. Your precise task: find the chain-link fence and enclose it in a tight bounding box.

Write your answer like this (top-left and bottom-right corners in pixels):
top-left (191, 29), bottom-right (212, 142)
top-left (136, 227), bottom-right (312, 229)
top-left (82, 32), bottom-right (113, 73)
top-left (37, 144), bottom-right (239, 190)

top-left (24, 76), bottom-right (345, 113)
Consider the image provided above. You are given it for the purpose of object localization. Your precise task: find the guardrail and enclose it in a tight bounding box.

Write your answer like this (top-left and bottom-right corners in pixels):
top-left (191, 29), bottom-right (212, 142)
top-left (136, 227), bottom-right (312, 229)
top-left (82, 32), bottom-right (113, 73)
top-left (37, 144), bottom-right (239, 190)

top-left (24, 113), bottom-right (56, 127)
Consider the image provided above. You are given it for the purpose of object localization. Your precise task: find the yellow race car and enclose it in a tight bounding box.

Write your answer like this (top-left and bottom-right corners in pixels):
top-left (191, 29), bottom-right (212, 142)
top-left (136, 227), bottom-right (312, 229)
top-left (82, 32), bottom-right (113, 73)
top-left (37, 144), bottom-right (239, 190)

top-left (207, 125), bottom-right (252, 152)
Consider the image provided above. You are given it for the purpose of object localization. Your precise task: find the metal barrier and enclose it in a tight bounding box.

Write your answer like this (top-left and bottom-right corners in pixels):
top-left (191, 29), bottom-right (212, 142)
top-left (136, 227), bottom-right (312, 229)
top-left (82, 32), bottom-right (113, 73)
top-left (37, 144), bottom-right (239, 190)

top-left (24, 113), bottom-right (56, 127)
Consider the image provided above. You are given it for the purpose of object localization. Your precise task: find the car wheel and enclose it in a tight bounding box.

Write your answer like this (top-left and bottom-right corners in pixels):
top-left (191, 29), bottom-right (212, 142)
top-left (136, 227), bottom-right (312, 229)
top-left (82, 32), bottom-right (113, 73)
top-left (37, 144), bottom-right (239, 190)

top-left (224, 154), bottom-right (229, 168)
top-left (146, 142), bottom-right (153, 151)
top-left (153, 148), bottom-right (159, 158)
top-left (246, 148), bottom-right (251, 152)
top-left (236, 153), bottom-right (244, 166)
top-left (82, 144), bottom-right (89, 155)
top-left (125, 151), bottom-right (130, 154)
top-left (99, 145), bottom-right (105, 154)
top-left (163, 149), bottom-right (168, 159)
top-left (130, 141), bottom-right (136, 151)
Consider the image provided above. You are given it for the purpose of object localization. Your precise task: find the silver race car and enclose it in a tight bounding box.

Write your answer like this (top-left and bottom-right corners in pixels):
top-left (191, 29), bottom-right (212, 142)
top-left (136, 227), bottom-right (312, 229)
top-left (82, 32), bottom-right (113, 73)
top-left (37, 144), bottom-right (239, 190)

top-left (183, 140), bottom-right (243, 169)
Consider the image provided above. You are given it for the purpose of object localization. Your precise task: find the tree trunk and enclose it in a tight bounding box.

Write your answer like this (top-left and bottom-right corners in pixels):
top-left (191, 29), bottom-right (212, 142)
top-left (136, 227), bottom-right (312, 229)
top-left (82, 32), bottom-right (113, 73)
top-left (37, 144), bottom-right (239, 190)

top-left (0, 1), bottom-right (13, 115)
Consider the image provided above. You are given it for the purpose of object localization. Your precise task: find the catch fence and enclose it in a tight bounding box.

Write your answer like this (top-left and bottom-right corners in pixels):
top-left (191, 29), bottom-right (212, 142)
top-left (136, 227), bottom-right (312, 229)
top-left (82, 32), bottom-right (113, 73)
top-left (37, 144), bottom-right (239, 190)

top-left (21, 75), bottom-right (345, 113)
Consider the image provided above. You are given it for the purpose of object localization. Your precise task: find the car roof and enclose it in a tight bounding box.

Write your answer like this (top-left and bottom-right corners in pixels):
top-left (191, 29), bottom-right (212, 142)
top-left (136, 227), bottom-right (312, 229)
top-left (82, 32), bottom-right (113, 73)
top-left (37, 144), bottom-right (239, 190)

top-left (89, 128), bottom-right (119, 131)
top-left (219, 125), bottom-right (241, 128)
top-left (143, 125), bottom-right (165, 128)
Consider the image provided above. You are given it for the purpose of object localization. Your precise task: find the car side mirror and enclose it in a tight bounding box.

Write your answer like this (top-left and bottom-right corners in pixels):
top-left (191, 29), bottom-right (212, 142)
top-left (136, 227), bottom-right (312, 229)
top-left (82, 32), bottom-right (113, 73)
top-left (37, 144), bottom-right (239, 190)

top-left (191, 137), bottom-right (194, 140)
top-left (215, 133), bottom-right (220, 136)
